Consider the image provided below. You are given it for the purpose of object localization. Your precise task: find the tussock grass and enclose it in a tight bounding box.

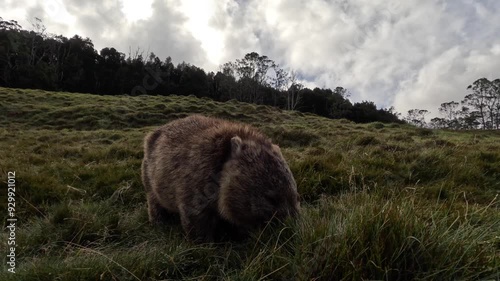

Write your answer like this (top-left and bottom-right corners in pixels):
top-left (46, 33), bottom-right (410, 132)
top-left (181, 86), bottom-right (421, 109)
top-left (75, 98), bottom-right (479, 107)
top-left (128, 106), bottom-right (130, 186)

top-left (295, 192), bottom-right (499, 280)
top-left (1, 87), bottom-right (499, 280)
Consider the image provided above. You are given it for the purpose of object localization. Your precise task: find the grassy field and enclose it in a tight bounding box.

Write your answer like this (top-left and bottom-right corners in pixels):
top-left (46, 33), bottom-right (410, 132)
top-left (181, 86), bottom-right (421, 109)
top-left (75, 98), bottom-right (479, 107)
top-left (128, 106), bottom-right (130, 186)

top-left (0, 87), bottom-right (499, 280)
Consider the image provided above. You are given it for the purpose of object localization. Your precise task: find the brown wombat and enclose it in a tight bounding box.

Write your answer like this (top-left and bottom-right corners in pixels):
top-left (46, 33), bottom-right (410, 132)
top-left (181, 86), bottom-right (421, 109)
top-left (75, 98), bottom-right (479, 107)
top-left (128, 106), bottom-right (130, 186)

top-left (141, 115), bottom-right (299, 242)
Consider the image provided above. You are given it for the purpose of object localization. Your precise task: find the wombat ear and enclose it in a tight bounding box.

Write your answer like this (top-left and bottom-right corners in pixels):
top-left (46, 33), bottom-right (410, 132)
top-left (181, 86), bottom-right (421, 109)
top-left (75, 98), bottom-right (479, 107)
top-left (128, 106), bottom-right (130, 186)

top-left (231, 136), bottom-right (242, 154)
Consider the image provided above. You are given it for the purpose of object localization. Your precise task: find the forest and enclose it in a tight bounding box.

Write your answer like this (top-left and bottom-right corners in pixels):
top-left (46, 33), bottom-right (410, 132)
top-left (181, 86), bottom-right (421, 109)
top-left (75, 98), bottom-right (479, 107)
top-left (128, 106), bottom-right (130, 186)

top-left (2, 17), bottom-right (498, 128)
top-left (0, 17), bottom-right (401, 124)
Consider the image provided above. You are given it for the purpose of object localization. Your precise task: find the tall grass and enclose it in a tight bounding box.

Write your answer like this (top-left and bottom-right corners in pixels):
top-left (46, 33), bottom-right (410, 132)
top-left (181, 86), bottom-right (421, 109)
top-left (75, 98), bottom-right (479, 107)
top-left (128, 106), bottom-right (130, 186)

top-left (0, 87), bottom-right (499, 280)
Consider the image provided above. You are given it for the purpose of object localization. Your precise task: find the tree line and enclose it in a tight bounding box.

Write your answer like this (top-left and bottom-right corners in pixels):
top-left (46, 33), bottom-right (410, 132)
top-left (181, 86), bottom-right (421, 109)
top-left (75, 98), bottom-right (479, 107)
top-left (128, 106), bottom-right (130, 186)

top-left (1, 17), bottom-right (402, 123)
top-left (404, 78), bottom-right (500, 130)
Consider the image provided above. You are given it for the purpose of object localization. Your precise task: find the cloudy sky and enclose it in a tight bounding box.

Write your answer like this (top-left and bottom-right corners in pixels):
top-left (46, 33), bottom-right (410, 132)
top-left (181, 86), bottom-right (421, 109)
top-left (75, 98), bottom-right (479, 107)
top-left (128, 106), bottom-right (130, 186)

top-left (2, 0), bottom-right (500, 116)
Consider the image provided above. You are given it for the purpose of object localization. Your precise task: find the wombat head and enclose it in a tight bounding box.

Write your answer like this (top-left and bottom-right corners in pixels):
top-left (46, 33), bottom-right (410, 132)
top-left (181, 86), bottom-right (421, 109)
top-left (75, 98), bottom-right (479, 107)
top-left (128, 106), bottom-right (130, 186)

top-left (218, 136), bottom-right (300, 227)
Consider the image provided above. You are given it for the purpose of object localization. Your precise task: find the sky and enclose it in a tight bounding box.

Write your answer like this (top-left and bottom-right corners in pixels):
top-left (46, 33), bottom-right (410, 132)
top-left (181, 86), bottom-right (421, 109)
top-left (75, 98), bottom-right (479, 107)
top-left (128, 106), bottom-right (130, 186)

top-left (2, 0), bottom-right (500, 117)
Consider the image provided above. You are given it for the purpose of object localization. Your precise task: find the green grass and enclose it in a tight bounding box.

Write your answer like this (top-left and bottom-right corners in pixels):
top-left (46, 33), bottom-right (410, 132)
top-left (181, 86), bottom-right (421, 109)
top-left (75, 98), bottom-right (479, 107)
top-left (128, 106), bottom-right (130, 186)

top-left (1, 87), bottom-right (499, 280)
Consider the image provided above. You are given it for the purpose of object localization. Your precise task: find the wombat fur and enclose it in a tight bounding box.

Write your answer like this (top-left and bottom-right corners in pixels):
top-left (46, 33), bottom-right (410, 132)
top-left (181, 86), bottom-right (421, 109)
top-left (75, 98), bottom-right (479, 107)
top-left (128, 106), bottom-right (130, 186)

top-left (141, 115), bottom-right (299, 242)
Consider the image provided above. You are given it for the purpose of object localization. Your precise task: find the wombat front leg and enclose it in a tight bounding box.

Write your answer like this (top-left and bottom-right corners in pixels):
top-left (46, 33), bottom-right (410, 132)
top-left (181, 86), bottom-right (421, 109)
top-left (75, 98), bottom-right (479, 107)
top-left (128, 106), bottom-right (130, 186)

top-left (179, 206), bottom-right (219, 243)
top-left (146, 193), bottom-right (171, 224)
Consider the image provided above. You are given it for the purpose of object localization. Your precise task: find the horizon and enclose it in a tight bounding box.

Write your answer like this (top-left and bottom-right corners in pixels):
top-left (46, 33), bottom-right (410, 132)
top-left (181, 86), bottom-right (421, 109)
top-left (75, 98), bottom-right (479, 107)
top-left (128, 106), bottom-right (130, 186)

top-left (2, 0), bottom-right (500, 118)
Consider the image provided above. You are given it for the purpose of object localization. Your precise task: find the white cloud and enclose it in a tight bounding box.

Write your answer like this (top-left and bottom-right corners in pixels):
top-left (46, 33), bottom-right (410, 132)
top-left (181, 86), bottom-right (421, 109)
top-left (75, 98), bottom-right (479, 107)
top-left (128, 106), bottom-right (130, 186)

top-left (120, 0), bottom-right (153, 22)
top-left (176, 0), bottom-right (225, 68)
top-left (2, 0), bottom-right (499, 116)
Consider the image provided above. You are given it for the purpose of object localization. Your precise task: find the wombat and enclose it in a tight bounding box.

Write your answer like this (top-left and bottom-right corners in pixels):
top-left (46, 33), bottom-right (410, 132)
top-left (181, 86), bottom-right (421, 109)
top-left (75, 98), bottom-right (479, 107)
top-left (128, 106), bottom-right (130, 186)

top-left (141, 115), bottom-right (299, 242)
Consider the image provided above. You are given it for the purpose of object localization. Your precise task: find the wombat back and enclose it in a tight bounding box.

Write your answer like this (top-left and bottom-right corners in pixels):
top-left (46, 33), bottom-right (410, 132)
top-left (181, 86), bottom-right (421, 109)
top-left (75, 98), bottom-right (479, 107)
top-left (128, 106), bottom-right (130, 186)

top-left (141, 115), bottom-right (299, 242)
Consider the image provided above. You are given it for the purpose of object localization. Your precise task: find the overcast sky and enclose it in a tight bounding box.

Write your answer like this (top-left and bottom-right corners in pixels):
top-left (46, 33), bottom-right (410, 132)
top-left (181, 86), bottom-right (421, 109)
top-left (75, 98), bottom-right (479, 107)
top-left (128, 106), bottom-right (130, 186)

top-left (2, 0), bottom-right (500, 116)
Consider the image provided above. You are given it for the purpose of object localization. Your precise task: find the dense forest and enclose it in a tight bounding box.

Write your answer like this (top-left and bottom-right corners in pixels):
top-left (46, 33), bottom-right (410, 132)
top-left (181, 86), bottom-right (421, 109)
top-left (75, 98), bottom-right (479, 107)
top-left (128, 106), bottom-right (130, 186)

top-left (0, 17), bottom-right (402, 124)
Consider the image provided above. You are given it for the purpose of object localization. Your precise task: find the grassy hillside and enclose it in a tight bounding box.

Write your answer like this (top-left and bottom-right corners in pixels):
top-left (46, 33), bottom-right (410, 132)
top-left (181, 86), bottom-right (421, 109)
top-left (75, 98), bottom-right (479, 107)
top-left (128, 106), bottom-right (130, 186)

top-left (1, 87), bottom-right (499, 280)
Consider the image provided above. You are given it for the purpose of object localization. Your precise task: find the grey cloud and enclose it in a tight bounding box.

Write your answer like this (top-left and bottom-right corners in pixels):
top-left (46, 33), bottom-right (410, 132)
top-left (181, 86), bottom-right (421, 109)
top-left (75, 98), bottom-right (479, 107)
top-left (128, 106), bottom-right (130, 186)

top-left (11, 0), bottom-right (207, 66)
top-left (228, 0), bottom-right (500, 114)
top-left (3, 0), bottom-right (500, 116)
top-left (122, 0), bottom-right (206, 65)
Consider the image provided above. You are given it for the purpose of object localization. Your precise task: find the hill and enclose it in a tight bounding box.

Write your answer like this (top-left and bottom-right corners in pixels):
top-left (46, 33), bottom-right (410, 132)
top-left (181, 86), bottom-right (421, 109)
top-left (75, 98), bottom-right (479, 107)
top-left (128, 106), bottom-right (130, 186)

top-left (0, 87), bottom-right (499, 280)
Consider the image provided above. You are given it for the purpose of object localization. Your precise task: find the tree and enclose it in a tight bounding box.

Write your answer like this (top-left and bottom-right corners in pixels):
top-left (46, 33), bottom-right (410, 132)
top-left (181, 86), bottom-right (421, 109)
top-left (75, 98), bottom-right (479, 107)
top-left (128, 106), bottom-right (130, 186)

top-left (430, 117), bottom-right (447, 129)
top-left (286, 70), bottom-right (302, 111)
top-left (405, 109), bottom-right (429, 127)
top-left (270, 65), bottom-right (289, 106)
top-left (221, 52), bottom-right (277, 104)
top-left (235, 52), bottom-right (274, 85)
top-left (177, 63), bottom-right (209, 97)
top-left (438, 101), bottom-right (459, 129)
top-left (330, 87), bottom-right (353, 118)
top-left (61, 35), bottom-right (97, 93)
top-left (457, 106), bottom-right (480, 129)
top-left (491, 79), bottom-right (500, 129)
top-left (298, 88), bottom-right (338, 117)
top-left (97, 47), bottom-right (125, 94)
top-left (464, 78), bottom-right (499, 129)
top-left (213, 66), bottom-right (239, 101)
top-left (0, 17), bottom-right (22, 86)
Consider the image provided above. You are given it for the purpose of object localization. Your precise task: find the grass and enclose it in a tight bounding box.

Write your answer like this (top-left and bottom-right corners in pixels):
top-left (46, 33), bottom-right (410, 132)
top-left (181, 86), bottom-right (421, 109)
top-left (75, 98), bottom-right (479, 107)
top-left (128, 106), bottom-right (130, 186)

top-left (0, 87), bottom-right (499, 280)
